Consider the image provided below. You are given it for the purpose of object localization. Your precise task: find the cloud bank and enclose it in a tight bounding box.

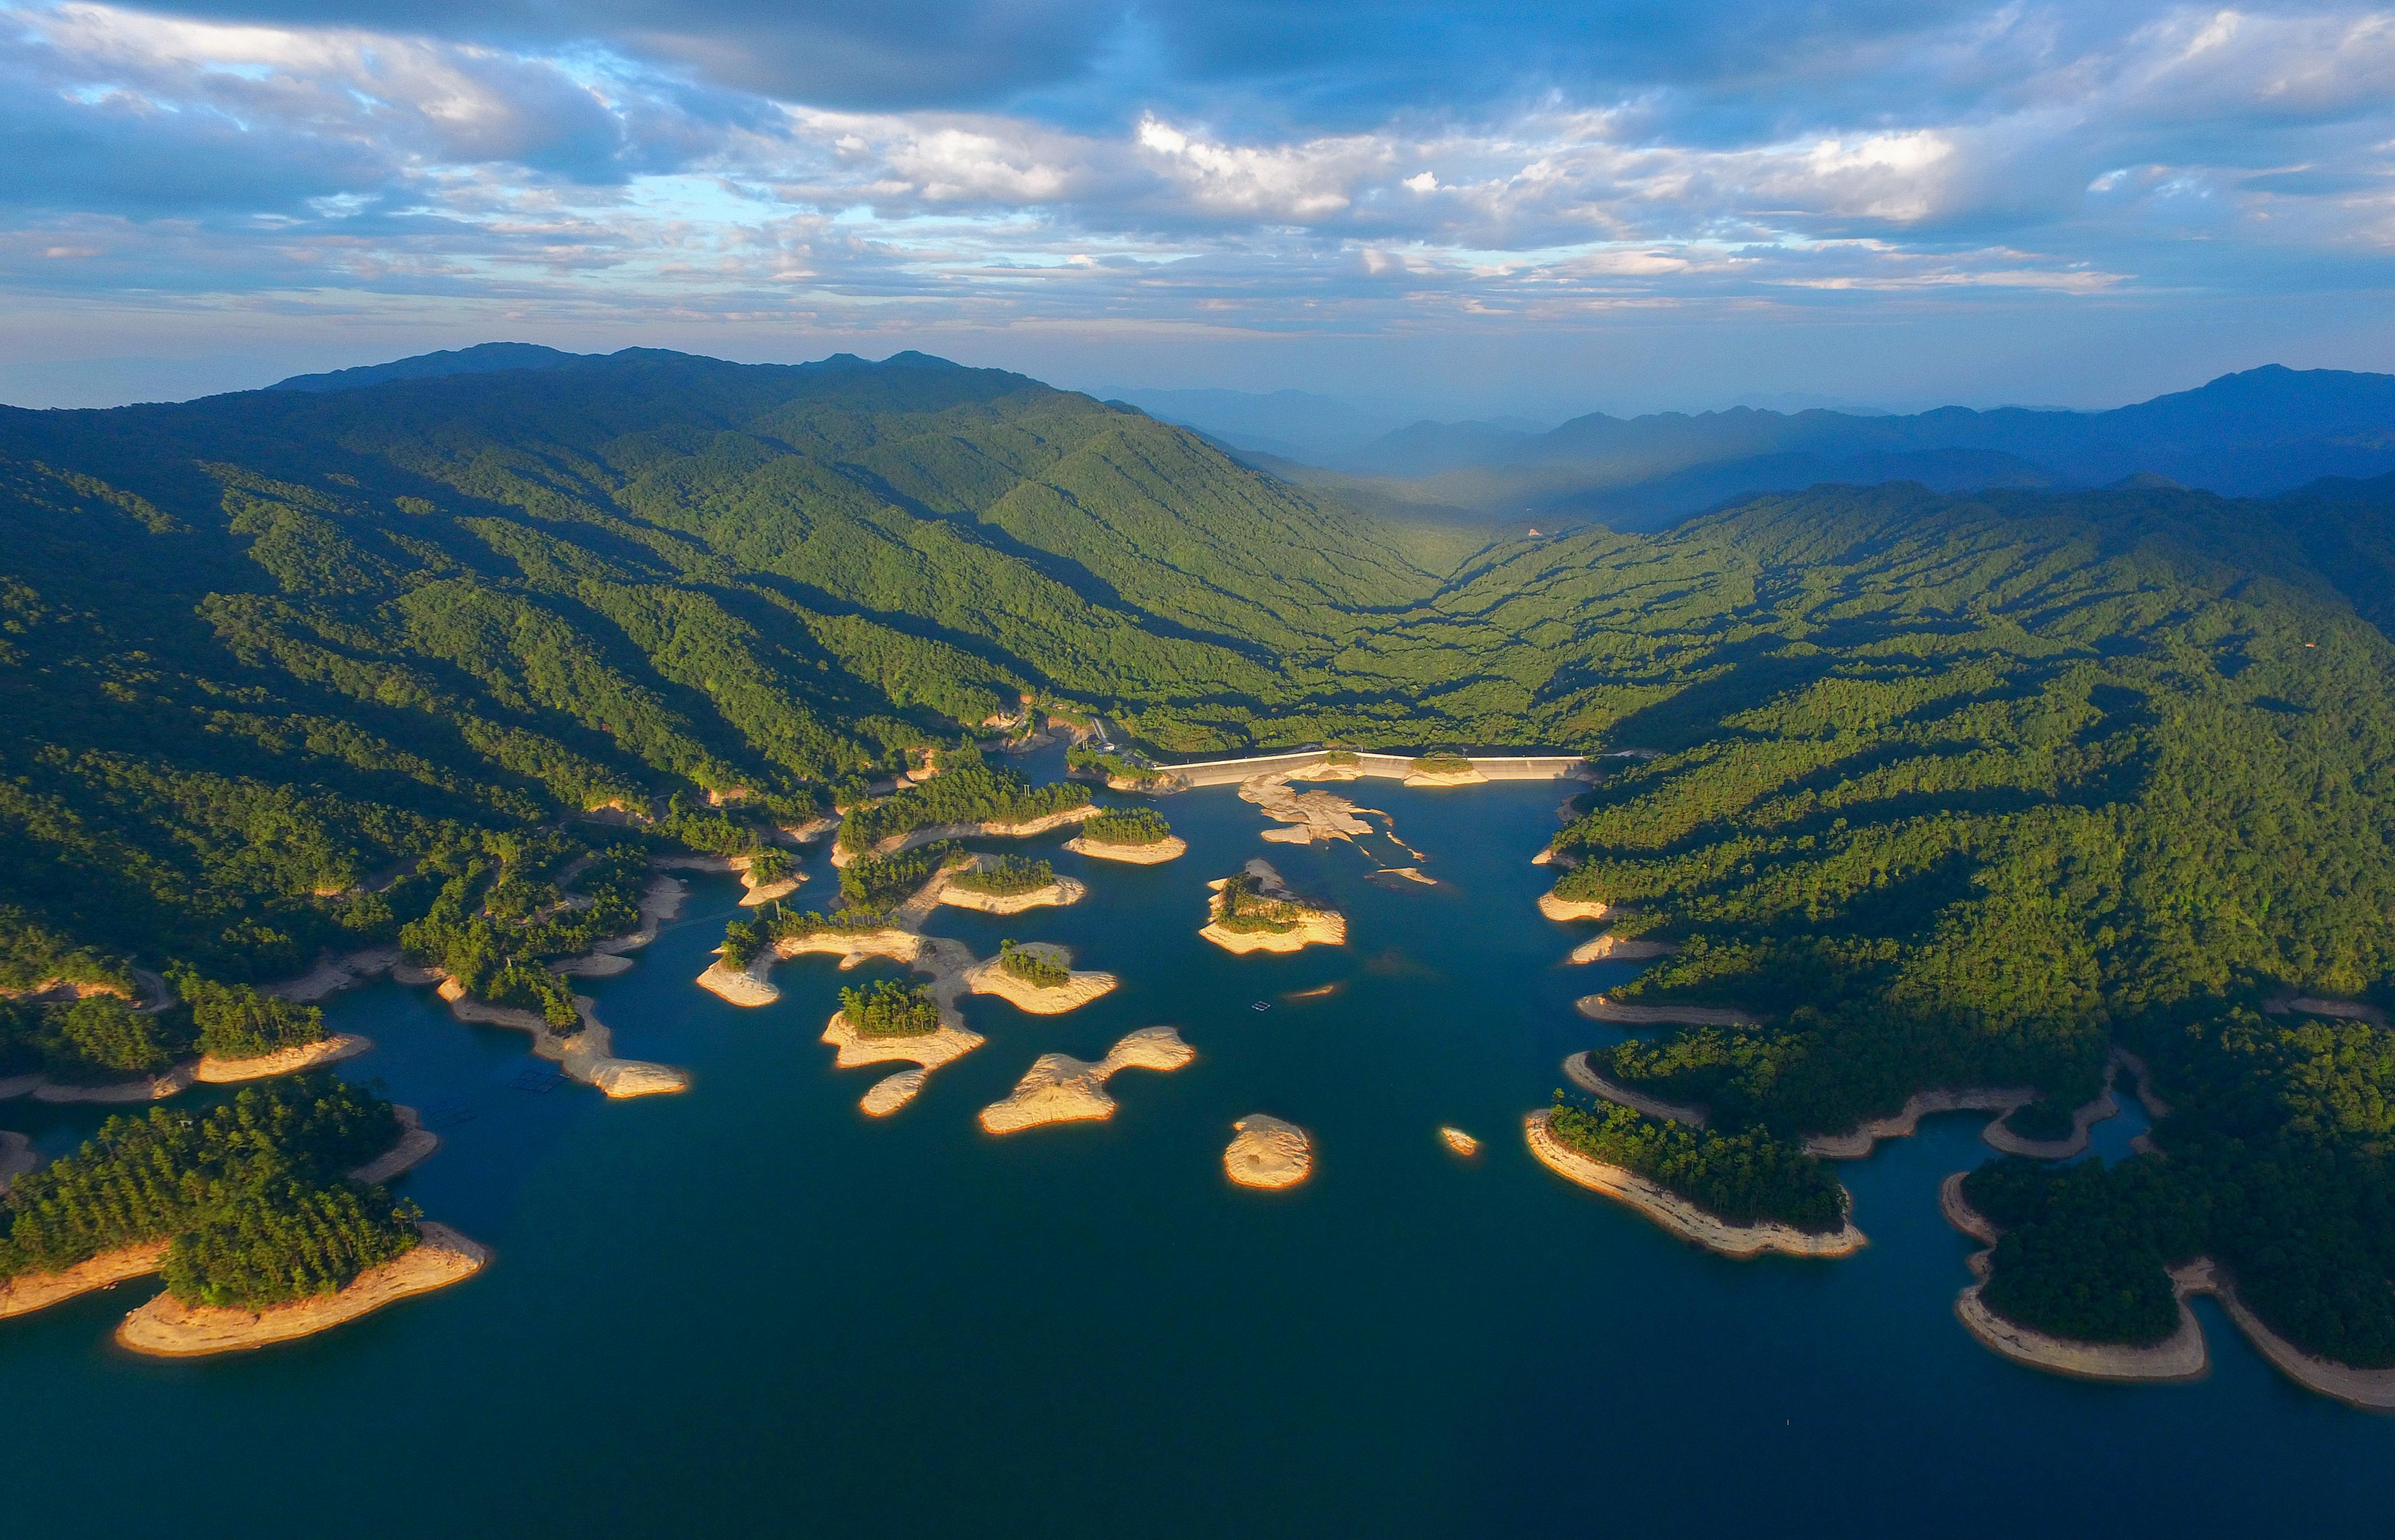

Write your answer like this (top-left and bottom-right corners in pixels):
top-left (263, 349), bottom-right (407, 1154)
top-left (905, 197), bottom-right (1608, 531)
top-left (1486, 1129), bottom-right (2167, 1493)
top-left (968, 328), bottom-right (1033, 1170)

top-left (1, 1), bottom-right (2390, 404)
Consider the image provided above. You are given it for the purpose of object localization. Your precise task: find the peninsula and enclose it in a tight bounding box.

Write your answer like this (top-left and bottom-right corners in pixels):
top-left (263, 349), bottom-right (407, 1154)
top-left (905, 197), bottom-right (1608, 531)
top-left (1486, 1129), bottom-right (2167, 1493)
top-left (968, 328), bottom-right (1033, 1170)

top-left (963, 941), bottom-right (1118, 1014)
top-left (1064, 807), bottom-right (1187, 864)
top-left (1524, 1105), bottom-right (1864, 1259)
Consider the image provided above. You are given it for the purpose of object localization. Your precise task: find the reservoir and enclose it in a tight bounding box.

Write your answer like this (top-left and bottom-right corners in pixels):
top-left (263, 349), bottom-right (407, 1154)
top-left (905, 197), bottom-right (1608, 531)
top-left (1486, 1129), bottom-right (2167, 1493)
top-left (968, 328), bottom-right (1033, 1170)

top-left (6, 764), bottom-right (2390, 1536)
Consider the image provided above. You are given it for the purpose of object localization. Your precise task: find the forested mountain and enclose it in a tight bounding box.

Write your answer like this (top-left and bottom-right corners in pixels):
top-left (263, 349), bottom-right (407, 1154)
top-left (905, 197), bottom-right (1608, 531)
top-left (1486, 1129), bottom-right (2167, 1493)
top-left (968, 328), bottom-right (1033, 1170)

top-left (3, 346), bottom-right (2393, 1362)
top-left (1297, 365), bottom-right (2395, 529)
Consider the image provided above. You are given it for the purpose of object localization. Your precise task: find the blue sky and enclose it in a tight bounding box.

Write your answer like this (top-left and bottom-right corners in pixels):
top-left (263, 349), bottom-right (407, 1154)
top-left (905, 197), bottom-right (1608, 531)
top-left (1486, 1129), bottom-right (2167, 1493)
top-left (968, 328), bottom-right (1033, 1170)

top-left (1, 0), bottom-right (2391, 412)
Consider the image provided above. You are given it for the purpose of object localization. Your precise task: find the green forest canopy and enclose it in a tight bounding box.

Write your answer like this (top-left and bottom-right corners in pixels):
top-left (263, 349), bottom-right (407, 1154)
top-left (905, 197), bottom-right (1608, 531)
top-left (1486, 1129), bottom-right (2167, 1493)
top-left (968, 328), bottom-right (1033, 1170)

top-left (1, 349), bottom-right (2393, 1360)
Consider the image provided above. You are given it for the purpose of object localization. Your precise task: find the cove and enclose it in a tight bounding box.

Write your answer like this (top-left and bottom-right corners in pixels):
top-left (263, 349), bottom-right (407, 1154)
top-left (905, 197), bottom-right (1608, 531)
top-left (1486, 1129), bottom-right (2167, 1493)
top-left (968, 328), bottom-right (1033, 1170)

top-left (4, 765), bottom-right (2391, 1538)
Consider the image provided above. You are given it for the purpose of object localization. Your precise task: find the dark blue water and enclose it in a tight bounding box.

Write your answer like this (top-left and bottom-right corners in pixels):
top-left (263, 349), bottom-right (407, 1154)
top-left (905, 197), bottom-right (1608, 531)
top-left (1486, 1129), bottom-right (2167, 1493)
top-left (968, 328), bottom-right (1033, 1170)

top-left (5, 774), bottom-right (2388, 1538)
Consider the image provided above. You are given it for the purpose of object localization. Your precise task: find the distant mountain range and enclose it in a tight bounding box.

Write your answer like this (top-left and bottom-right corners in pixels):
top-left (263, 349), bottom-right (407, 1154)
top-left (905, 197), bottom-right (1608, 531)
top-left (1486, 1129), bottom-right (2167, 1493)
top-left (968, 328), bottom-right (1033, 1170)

top-left (1121, 365), bottom-right (2395, 530)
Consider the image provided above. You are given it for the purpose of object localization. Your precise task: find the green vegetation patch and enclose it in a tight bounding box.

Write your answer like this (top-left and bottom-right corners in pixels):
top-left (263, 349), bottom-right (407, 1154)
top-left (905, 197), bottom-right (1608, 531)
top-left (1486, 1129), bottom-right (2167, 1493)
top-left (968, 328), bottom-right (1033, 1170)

top-left (996, 941), bottom-right (1070, 988)
top-left (1084, 807), bottom-right (1172, 846)
top-left (838, 752), bottom-right (1090, 853)
top-left (0, 993), bottom-right (195, 1082)
top-left (949, 857), bottom-right (1055, 897)
top-left (1067, 746), bottom-right (1164, 788)
top-left (839, 979), bottom-right (940, 1038)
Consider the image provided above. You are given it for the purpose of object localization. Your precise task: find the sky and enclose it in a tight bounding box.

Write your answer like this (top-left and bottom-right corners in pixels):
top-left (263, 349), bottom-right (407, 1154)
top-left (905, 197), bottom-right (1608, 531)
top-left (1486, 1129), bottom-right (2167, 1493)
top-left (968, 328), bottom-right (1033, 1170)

top-left (1, 1), bottom-right (2392, 414)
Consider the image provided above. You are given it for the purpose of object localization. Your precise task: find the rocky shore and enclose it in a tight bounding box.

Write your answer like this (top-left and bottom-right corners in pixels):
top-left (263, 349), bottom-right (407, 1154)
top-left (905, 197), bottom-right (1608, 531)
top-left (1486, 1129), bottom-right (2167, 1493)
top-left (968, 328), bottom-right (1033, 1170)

top-left (1562, 1051), bottom-right (1708, 1125)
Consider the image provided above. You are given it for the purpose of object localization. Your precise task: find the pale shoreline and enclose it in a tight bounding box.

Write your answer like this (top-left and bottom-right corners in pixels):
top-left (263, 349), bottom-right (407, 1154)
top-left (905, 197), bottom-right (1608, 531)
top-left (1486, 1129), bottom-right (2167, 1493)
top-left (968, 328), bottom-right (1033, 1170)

top-left (1940, 1172), bottom-right (2395, 1408)
top-left (1561, 1051), bottom-right (1708, 1125)
top-left (822, 1007), bottom-right (984, 1117)
top-left (978, 1026), bottom-right (1194, 1134)
top-left (1805, 1050), bottom-right (2131, 1160)
top-left (115, 1222), bottom-right (489, 1358)
top-left (1575, 995), bottom-right (1759, 1028)
top-left (1063, 833), bottom-right (1187, 864)
top-left (1538, 890), bottom-right (1610, 923)
top-left (1524, 1110), bottom-right (1866, 1259)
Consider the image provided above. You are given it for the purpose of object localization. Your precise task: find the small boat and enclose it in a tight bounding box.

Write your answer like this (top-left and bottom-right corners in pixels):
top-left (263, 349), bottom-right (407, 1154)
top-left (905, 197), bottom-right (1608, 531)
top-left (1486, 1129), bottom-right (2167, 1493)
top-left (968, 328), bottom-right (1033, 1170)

top-left (1251, 1000), bottom-right (1272, 1012)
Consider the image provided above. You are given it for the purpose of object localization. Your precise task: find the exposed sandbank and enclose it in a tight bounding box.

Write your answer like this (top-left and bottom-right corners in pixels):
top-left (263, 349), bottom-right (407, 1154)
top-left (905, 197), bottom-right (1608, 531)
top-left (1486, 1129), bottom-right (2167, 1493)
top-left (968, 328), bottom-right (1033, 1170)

top-left (962, 943), bottom-right (1118, 1014)
top-left (263, 944), bottom-right (401, 1004)
top-left (1403, 766), bottom-right (1488, 787)
top-left (1439, 1126), bottom-right (1480, 1156)
top-left (1525, 1110), bottom-right (1866, 1258)
top-left (115, 1222), bottom-right (489, 1357)
top-left (979, 1026), bottom-right (1195, 1134)
top-left (1200, 860), bottom-right (1347, 954)
top-left (1562, 1051), bottom-right (1708, 1125)
top-left (348, 1105), bottom-right (439, 1185)
top-left (0, 1242), bottom-right (170, 1319)
top-left (1064, 833), bottom-right (1187, 865)
top-left (193, 1032), bottom-right (371, 1085)
top-left (1575, 995), bottom-right (1759, 1028)
top-left (1224, 1114), bottom-right (1314, 1188)
top-left (1538, 891), bottom-right (1611, 923)
top-left (1567, 931), bottom-right (1676, 965)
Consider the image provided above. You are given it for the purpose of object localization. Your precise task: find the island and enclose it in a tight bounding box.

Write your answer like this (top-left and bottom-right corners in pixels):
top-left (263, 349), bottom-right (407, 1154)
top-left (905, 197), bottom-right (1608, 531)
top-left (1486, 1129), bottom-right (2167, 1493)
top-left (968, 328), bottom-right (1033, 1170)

top-left (1224, 1113), bottom-right (1314, 1188)
top-left (1200, 861), bottom-right (1347, 954)
top-left (963, 941), bottom-right (1119, 1014)
top-left (934, 855), bottom-right (1088, 915)
top-left (977, 1026), bottom-right (1195, 1133)
top-left (1524, 1103), bottom-right (1864, 1258)
top-left (1064, 807), bottom-right (1188, 864)
top-left (1439, 1126), bottom-right (1480, 1156)
top-left (0, 1077), bottom-right (485, 1352)
top-left (830, 748), bottom-right (1095, 867)
top-left (821, 977), bottom-right (984, 1116)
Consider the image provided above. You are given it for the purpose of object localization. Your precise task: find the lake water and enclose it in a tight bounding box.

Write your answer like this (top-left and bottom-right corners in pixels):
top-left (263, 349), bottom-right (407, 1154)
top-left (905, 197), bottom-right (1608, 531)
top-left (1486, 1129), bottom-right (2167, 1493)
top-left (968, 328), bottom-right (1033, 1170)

top-left (6, 765), bottom-right (2390, 1537)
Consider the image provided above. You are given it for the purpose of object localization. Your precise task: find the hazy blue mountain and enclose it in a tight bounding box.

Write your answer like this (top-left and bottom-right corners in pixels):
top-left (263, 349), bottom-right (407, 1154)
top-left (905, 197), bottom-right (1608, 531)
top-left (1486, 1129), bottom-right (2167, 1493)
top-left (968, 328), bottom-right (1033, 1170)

top-left (270, 341), bottom-right (593, 393)
top-left (1315, 364), bottom-right (2395, 527)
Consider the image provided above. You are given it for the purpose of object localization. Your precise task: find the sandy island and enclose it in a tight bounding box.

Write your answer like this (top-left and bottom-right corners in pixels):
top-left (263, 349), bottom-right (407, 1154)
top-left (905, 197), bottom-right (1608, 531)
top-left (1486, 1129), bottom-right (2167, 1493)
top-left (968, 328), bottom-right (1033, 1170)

top-left (1200, 860), bottom-right (1347, 954)
top-left (116, 1221), bottom-right (489, 1357)
top-left (1240, 770), bottom-right (1428, 861)
top-left (1224, 1114), bottom-right (1314, 1188)
top-left (1941, 1172), bottom-right (2395, 1407)
top-left (1526, 1109), bottom-right (1866, 1258)
top-left (962, 942), bottom-right (1119, 1014)
top-left (1439, 1126), bottom-right (1480, 1156)
top-left (1575, 995), bottom-right (1759, 1028)
top-left (1063, 833), bottom-right (1188, 865)
top-left (978, 1027), bottom-right (1195, 1134)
